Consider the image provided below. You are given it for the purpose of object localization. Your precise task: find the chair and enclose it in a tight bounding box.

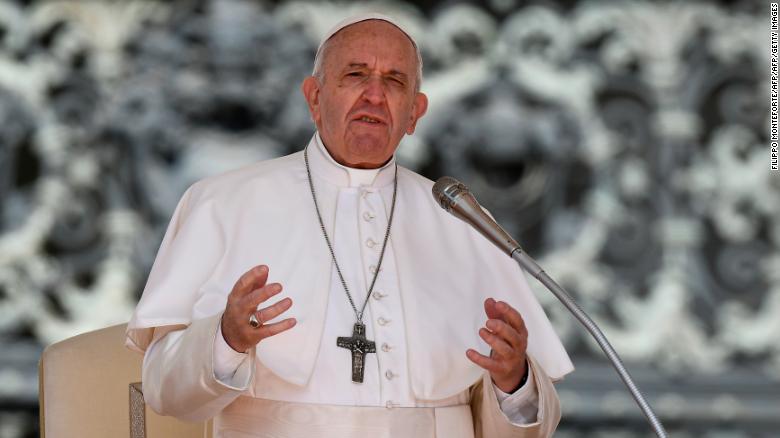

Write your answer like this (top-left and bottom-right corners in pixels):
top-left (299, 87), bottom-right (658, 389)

top-left (39, 323), bottom-right (212, 438)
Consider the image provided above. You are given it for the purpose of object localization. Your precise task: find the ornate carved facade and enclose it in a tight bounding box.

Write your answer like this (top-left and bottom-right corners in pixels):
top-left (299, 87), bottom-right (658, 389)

top-left (0, 0), bottom-right (773, 436)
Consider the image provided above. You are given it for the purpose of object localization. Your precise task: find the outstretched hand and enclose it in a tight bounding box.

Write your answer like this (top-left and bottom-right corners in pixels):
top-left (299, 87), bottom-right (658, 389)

top-left (466, 298), bottom-right (529, 394)
top-left (221, 265), bottom-right (296, 353)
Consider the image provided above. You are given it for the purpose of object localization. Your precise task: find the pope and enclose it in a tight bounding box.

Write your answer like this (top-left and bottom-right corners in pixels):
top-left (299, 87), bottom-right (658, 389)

top-left (127, 12), bottom-right (573, 438)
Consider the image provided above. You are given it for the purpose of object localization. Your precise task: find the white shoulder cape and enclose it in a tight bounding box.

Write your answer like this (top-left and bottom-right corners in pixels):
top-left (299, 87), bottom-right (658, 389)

top-left (126, 137), bottom-right (573, 401)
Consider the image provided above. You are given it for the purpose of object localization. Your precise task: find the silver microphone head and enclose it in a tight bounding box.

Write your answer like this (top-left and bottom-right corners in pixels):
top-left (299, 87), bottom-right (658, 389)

top-left (432, 176), bottom-right (469, 212)
top-left (432, 176), bottom-right (521, 256)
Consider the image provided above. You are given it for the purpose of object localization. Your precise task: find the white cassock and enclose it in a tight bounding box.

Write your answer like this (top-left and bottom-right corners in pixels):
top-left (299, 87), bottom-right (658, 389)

top-left (125, 133), bottom-right (574, 437)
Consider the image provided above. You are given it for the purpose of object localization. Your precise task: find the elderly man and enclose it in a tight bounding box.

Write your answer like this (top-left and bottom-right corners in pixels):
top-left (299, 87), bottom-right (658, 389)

top-left (126, 13), bottom-right (573, 438)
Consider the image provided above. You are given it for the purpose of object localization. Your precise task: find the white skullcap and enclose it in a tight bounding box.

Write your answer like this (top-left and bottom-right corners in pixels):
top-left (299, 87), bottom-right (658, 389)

top-left (317, 12), bottom-right (418, 50)
top-left (313, 12), bottom-right (422, 80)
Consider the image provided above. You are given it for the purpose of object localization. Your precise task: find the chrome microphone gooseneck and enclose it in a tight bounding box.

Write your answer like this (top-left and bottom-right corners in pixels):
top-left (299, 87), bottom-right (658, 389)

top-left (432, 176), bottom-right (668, 438)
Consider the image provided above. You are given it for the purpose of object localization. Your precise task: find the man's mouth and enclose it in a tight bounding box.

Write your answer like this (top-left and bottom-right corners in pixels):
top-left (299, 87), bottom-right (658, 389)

top-left (352, 113), bottom-right (387, 125)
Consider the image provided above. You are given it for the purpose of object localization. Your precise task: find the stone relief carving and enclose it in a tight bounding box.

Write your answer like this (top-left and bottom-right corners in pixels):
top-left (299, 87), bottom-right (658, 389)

top-left (0, 0), bottom-right (773, 436)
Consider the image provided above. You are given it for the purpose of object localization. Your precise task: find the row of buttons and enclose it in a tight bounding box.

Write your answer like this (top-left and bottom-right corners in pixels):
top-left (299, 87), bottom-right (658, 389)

top-left (363, 190), bottom-right (379, 254)
top-left (361, 191), bottom-right (399, 405)
top-left (377, 316), bottom-right (395, 381)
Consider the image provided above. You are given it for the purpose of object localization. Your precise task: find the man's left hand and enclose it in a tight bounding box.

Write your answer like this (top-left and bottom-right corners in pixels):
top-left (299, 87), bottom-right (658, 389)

top-left (466, 298), bottom-right (529, 394)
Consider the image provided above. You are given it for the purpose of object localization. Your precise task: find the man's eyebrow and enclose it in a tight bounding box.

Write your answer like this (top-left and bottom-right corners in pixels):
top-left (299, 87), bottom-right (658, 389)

top-left (344, 63), bottom-right (409, 80)
top-left (387, 70), bottom-right (409, 80)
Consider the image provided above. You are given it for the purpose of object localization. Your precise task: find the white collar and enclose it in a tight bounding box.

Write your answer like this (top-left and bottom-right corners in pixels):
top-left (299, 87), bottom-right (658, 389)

top-left (308, 132), bottom-right (396, 188)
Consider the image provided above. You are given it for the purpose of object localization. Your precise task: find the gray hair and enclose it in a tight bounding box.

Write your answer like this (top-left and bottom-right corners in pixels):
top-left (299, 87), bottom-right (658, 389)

top-left (312, 22), bottom-right (424, 93)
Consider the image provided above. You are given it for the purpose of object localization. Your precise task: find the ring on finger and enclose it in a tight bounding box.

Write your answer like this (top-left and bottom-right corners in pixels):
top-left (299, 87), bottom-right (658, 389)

top-left (249, 313), bottom-right (261, 328)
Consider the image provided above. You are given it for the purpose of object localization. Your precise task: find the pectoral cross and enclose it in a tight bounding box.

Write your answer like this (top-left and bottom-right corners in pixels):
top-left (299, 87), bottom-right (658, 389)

top-left (337, 322), bottom-right (376, 383)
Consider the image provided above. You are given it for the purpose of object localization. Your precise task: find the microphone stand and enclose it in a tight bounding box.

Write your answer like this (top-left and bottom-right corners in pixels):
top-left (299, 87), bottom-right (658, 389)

top-left (512, 249), bottom-right (668, 438)
top-left (432, 176), bottom-right (668, 436)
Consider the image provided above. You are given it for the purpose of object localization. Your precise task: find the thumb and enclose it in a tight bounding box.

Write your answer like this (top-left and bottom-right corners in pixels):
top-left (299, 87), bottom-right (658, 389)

top-left (484, 297), bottom-right (501, 320)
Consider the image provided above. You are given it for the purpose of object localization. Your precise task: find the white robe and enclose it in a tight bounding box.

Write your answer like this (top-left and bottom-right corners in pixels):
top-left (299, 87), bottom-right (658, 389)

top-left (126, 133), bottom-right (574, 436)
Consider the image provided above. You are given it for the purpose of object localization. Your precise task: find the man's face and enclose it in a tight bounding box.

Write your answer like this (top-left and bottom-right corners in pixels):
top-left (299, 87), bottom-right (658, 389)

top-left (302, 20), bottom-right (428, 169)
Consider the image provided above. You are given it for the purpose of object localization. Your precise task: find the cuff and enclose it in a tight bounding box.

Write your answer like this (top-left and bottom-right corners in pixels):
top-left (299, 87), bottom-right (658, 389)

top-left (491, 365), bottom-right (539, 424)
top-left (213, 320), bottom-right (253, 387)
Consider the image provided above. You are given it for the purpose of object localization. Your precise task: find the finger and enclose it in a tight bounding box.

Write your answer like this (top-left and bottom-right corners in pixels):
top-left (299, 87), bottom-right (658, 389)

top-left (253, 297), bottom-right (293, 324)
top-left (495, 301), bottom-right (527, 336)
top-left (465, 349), bottom-right (502, 373)
top-left (486, 319), bottom-right (525, 352)
top-left (479, 327), bottom-right (514, 358)
top-left (484, 298), bottom-right (501, 320)
top-left (244, 283), bottom-right (284, 310)
top-left (231, 265), bottom-right (269, 298)
top-left (256, 318), bottom-right (297, 340)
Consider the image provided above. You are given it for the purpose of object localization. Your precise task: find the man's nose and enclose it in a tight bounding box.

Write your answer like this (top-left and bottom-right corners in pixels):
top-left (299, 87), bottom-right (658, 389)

top-left (360, 76), bottom-right (386, 105)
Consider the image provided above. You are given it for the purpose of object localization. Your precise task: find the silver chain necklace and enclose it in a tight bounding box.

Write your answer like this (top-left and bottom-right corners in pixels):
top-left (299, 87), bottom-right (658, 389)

top-left (304, 145), bottom-right (398, 383)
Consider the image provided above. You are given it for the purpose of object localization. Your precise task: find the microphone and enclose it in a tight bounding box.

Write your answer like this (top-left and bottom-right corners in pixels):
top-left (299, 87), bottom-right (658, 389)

top-left (431, 176), bottom-right (520, 256)
top-left (432, 176), bottom-right (543, 277)
top-left (431, 175), bottom-right (668, 438)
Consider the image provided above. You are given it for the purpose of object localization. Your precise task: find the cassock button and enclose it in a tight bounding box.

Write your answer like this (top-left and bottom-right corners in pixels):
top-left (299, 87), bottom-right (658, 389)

top-left (385, 370), bottom-right (396, 380)
top-left (363, 211), bottom-right (376, 222)
top-left (378, 317), bottom-right (391, 326)
top-left (366, 238), bottom-right (376, 248)
top-left (381, 343), bottom-right (392, 352)
top-left (369, 265), bottom-right (381, 274)
top-left (372, 291), bottom-right (386, 300)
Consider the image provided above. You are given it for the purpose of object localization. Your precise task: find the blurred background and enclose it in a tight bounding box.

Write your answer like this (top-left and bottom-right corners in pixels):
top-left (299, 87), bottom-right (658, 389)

top-left (0, 0), bottom-right (775, 436)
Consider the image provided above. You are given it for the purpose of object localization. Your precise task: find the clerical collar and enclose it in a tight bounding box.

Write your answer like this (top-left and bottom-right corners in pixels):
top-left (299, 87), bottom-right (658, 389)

top-left (309, 132), bottom-right (396, 188)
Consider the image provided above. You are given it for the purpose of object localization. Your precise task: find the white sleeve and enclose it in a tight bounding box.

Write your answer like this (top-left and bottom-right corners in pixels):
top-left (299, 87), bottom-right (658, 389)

top-left (213, 322), bottom-right (253, 385)
top-left (491, 366), bottom-right (540, 425)
top-left (141, 313), bottom-right (256, 421)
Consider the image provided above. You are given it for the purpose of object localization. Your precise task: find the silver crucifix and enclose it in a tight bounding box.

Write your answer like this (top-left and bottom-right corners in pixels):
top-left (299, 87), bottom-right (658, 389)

top-left (337, 322), bottom-right (376, 383)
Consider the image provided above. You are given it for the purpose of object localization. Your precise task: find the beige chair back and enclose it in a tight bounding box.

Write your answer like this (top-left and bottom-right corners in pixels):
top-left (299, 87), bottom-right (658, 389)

top-left (39, 323), bottom-right (211, 438)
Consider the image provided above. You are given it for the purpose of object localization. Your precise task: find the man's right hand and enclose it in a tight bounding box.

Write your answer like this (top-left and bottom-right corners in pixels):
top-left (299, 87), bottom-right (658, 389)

top-left (221, 265), bottom-right (296, 353)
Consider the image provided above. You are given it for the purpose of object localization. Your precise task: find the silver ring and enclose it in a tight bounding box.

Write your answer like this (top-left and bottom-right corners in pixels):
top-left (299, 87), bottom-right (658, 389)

top-left (249, 313), bottom-right (261, 328)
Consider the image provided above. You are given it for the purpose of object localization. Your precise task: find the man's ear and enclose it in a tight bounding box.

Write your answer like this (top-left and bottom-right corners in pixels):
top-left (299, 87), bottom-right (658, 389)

top-left (301, 76), bottom-right (321, 124)
top-left (406, 92), bottom-right (429, 135)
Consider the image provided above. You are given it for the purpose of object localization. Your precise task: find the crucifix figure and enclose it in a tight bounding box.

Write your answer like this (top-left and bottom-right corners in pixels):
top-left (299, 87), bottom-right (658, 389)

top-left (337, 322), bottom-right (376, 383)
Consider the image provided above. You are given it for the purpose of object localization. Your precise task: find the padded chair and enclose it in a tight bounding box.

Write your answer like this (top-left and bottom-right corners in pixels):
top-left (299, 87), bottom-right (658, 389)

top-left (39, 323), bottom-right (212, 438)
